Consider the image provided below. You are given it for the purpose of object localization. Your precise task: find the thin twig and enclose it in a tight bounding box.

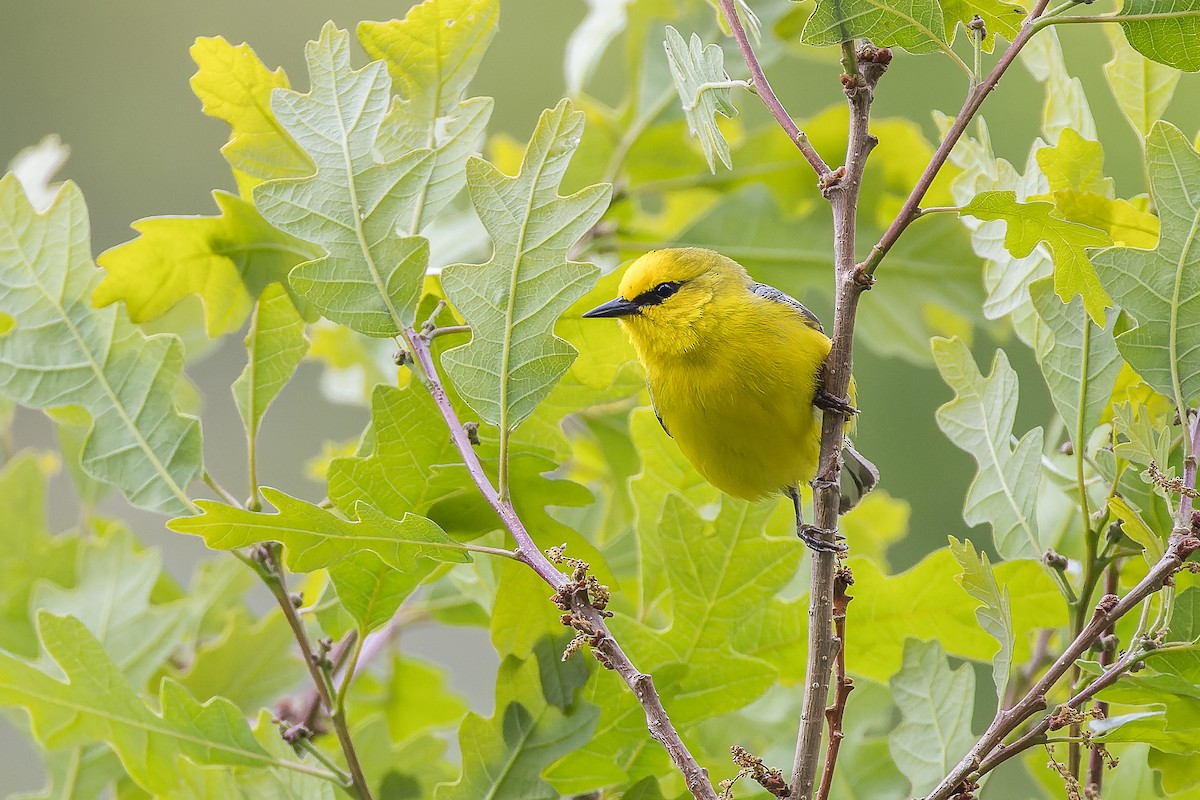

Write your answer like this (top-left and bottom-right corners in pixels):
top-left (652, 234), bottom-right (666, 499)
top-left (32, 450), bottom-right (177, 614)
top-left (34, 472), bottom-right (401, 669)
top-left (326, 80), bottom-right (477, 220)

top-left (203, 470), bottom-right (241, 507)
top-left (789, 41), bottom-right (887, 800)
top-left (243, 545), bottom-right (374, 800)
top-left (815, 567), bottom-right (854, 800)
top-left (925, 409), bottom-right (1200, 800)
top-left (714, 0), bottom-right (830, 178)
top-left (405, 329), bottom-right (718, 800)
top-left (1085, 564), bottom-right (1120, 796)
top-left (858, 0), bottom-right (1054, 279)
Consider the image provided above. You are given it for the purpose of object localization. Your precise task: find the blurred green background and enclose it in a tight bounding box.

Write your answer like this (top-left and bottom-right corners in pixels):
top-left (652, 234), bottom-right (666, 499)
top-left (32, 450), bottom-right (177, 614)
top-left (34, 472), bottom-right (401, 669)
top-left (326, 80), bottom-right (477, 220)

top-left (1, 0), bottom-right (1195, 794)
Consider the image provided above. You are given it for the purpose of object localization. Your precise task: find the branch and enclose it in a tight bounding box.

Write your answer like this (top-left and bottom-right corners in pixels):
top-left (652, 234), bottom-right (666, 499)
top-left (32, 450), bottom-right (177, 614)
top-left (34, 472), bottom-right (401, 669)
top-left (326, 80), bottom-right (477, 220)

top-left (925, 409), bottom-right (1200, 800)
top-left (404, 329), bottom-right (719, 800)
top-left (714, 0), bottom-right (831, 178)
top-left (789, 42), bottom-right (888, 800)
top-left (1085, 564), bottom-right (1119, 796)
top-left (243, 544), bottom-right (374, 800)
top-left (815, 567), bottom-right (855, 800)
top-left (858, 0), bottom-right (1054, 280)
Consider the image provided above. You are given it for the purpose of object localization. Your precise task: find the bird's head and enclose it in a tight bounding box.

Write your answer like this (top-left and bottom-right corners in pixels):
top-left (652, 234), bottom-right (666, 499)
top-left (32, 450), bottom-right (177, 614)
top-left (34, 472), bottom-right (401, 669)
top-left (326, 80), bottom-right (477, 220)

top-left (582, 247), bottom-right (749, 358)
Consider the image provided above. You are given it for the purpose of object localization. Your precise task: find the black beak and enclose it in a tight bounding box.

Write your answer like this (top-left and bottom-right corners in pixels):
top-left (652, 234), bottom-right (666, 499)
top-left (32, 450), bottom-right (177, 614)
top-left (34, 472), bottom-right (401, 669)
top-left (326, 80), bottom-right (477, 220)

top-left (582, 296), bottom-right (640, 319)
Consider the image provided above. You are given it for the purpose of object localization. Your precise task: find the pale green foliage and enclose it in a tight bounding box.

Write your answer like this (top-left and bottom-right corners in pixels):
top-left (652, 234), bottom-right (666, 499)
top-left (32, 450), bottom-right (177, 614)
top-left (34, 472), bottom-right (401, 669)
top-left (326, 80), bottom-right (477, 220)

top-left (254, 24), bottom-right (436, 335)
top-left (169, 487), bottom-right (469, 574)
top-left (233, 283), bottom-right (308, 446)
top-left (887, 639), bottom-right (976, 795)
top-left (1118, 0), bottom-right (1200, 72)
top-left (1102, 27), bottom-right (1182, 140)
top-left (440, 100), bottom-right (611, 432)
top-left (1029, 278), bottom-right (1122, 441)
top-left (663, 26), bottom-right (738, 172)
top-left (0, 614), bottom-right (318, 794)
top-left (1092, 122), bottom-right (1200, 409)
top-left (0, 176), bottom-right (201, 514)
top-left (933, 337), bottom-right (1044, 559)
top-left (949, 537), bottom-right (1014, 700)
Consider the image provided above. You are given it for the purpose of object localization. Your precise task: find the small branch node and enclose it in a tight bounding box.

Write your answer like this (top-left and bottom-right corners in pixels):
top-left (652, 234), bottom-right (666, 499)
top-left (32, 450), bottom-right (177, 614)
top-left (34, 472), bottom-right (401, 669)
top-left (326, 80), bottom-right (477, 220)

top-left (720, 745), bottom-right (789, 799)
top-left (1042, 549), bottom-right (1070, 571)
top-left (463, 421), bottom-right (481, 446)
top-left (818, 166), bottom-right (847, 193)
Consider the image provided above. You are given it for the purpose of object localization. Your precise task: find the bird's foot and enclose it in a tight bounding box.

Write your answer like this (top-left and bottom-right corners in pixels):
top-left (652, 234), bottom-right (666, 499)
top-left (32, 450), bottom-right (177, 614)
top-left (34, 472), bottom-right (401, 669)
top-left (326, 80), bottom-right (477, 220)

top-left (814, 388), bottom-right (859, 416)
top-left (797, 524), bottom-right (847, 553)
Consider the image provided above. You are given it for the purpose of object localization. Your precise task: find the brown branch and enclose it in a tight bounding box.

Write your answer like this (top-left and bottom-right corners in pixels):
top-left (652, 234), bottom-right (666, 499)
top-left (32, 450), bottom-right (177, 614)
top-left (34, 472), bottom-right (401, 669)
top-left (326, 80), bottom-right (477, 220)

top-left (1085, 564), bottom-right (1120, 796)
top-left (405, 329), bottom-right (718, 800)
top-left (816, 567), bottom-right (855, 800)
top-left (788, 42), bottom-right (887, 800)
top-left (857, 0), bottom-right (1054, 280)
top-left (244, 544), bottom-right (374, 799)
top-left (714, 0), bottom-right (831, 178)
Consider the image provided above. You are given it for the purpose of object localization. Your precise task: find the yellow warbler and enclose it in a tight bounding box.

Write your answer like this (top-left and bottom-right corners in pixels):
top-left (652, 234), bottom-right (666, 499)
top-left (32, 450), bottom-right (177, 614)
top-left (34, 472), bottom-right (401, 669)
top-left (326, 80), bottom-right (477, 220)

top-left (583, 247), bottom-right (877, 551)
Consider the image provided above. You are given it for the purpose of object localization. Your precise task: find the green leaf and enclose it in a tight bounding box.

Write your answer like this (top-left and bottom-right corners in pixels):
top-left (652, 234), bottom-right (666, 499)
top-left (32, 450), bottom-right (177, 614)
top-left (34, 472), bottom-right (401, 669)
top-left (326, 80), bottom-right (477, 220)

top-left (327, 384), bottom-right (482, 521)
top-left (359, 0), bottom-right (498, 232)
top-left (440, 99), bottom-right (611, 431)
top-left (168, 487), bottom-right (470, 573)
top-left (0, 614), bottom-right (322, 794)
top-left (329, 550), bottom-right (417, 634)
top-left (960, 190), bottom-right (1113, 325)
top-left (171, 608), bottom-right (306, 712)
top-left (93, 191), bottom-right (319, 338)
top-left (940, 0), bottom-right (1025, 50)
top-left (662, 26), bottom-right (738, 172)
top-left (1029, 278), bottom-right (1123, 443)
top-left (32, 526), bottom-right (192, 689)
top-left (351, 654), bottom-right (469, 744)
top-left (1117, 0), bottom-right (1200, 72)
top-left (1102, 26), bottom-right (1182, 140)
top-left (846, 549), bottom-right (1066, 682)
top-left (565, 0), bottom-right (631, 94)
top-left (948, 537), bottom-right (1013, 701)
top-left (933, 338), bottom-right (1044, 560)
top-left (254, 24), bottom-right (436, 336)
top-left (188, 36), bottom-right (312, 196)
top-left (233, 283), bottom-right (308, 451)
top-left (1092, 122), bottom-right (1200, 409)
top-left (0, 452), bottom-right (78, 658)
top-left (802, 0), bottom-right (953, 56)
top-left (0, 176), bottom-right (201, 514)
top-left (1020, 29), bottom-right (1098, 142)
top-left (887, 639), bottom-right (975, 796)
top-left (436, 643), bottom-right (598, 800)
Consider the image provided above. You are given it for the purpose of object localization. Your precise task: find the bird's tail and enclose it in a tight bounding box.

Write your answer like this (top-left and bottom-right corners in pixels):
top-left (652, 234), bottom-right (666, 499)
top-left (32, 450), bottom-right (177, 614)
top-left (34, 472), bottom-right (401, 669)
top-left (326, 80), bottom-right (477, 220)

top-left (839, 439), bottom-right (879, 514)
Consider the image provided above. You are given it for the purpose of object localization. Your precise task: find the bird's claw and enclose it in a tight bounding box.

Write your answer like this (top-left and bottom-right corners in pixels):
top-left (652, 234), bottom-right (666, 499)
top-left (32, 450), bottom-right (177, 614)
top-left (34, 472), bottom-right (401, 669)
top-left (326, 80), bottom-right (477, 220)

top-left (814, 388), bottom-right (859, 416)
top-left (798, 524), bottom-right (847, 553)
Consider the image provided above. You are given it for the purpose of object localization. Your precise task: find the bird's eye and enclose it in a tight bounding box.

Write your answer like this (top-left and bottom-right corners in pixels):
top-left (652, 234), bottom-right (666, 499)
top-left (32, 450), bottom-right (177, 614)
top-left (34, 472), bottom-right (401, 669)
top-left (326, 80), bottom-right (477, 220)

top-left (654, 282), bottom-right (680, 299)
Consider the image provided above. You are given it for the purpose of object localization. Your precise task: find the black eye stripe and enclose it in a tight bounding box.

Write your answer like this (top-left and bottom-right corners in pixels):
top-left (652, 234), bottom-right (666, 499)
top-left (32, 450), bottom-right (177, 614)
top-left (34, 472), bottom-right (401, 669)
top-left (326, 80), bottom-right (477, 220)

top-left (634, 281), bottom-right (683, 307)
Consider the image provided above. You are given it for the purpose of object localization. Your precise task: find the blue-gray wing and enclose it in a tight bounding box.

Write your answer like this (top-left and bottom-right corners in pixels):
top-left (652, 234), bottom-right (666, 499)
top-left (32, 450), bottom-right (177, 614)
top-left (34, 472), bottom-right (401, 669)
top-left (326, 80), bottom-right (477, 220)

top-left (750, 281), bottom-right (823, 332)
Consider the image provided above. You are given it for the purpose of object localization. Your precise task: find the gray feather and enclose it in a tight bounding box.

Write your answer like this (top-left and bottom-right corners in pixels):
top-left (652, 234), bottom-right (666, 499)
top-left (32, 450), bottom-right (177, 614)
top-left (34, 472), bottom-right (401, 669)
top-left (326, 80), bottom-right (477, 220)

top-left (749, 281), bottom-right (823, 332)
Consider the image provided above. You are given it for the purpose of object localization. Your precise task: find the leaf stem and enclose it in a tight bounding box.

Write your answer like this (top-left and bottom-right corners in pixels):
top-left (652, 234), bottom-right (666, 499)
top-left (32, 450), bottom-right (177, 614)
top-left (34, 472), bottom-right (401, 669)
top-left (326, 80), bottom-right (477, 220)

top-left (203, 470), bottom-right (242, 507)
top-left (714, 0), bottom-right (831, 178)
top-left (858, 0), bottom-right (1054, 279)
top-left (815, 568), bottom-right (854, 800)
top-left (1034, 9), bottom-right (1200, 30)
top-left (405, 328), bottom-right (719, 800)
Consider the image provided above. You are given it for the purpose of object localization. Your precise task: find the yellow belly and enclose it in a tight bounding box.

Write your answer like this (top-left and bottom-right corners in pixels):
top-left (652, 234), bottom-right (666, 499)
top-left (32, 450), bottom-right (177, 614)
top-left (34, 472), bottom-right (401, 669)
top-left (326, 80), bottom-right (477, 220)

top-left (643, 322), bottom-right (831, 500)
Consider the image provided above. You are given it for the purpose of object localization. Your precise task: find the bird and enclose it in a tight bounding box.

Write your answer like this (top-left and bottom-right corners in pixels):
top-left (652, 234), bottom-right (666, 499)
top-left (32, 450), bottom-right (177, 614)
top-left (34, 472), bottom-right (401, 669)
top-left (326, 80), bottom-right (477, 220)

top-left (582, 246), bottom-right (877, 552)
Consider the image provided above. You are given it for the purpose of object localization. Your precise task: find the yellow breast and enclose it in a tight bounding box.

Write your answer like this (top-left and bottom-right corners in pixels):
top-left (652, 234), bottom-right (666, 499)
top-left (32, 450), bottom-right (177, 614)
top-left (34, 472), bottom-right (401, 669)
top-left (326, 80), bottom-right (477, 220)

top-left (632, 301), bottom-right (832, 500)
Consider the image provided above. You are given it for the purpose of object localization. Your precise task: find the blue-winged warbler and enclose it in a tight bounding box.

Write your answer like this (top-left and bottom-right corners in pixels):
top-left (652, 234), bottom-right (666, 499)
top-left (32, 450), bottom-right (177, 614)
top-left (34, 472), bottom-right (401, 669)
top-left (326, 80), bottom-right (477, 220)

top-left (583, 247), bottom-right (877, 551)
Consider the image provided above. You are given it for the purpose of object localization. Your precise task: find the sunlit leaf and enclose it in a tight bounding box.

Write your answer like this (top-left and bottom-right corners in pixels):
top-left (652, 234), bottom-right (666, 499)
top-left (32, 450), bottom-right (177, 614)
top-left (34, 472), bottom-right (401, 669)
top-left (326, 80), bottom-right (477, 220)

top-left (959, 190), bottom-right (1112, 325)
top-left (254, 24), bottom-right (436, 336)
top-left (663, 26), bottom-right (738, 172)
top-left (565, 0), bottom-right (631, 95)
top-left (933, 338), bottom-right (1043, 560)
top-left (1110, 495), bottom-right (1166, 564)
top-left (940, 0), bottom-right (1025, 50)
top-left (188, 36), bottom-right (312, 196)
top-left (440, 99), bottom-right (611, 431)
top-left (1020, 29), bottom-right (1097, 142)
top-left (329, 549), bottom-right (417, 634)
top-left (168, 487), bottom-right (470, 573)
top-left (887, 639), bottom-right (975, 796)
top-left (1092, 122), bottom-right (1200, 408)
top-left (0, 176), bottom-right (201, 514)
